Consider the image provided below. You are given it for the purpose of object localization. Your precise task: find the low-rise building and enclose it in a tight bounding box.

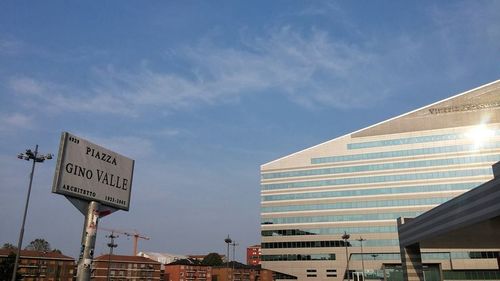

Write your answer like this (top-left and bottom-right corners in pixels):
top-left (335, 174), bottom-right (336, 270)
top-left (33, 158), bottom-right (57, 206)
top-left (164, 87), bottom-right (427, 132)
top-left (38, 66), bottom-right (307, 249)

top-left (0, 249), bottom-right (75, 281)
top-left (92, 254), bottom-right (161, 281)
top-left (164, 259), bottom-right (212, 281)
top-left (211, 262), bottom-right (277, 281)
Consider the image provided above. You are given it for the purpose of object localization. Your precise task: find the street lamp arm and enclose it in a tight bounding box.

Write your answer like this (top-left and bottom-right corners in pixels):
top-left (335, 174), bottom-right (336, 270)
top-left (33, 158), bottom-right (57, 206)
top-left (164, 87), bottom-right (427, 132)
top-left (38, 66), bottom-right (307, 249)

top-left (11, 145), bottom-right (52, 281)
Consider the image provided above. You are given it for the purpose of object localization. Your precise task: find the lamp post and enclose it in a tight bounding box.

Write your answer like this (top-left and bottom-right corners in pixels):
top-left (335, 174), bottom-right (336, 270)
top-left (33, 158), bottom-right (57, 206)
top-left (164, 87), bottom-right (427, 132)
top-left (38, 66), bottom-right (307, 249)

top-left (342, 231), bottom-right (351, 281)
top-left (106, 232), bottom-right (118, 281)
top-left (224, 235), bottom-right (232, 281)
top-left (12, 145), bottom-right (53, 281)
top-left (357, 237), bottom-right (366, 281)
top-left (231, 241), bottom-right (239, 280)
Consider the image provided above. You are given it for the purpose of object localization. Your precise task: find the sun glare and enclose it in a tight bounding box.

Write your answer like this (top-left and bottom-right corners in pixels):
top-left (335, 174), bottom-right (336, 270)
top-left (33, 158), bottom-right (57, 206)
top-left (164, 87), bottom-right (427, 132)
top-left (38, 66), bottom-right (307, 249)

top-left (466, 124), bottom-right (495, 149)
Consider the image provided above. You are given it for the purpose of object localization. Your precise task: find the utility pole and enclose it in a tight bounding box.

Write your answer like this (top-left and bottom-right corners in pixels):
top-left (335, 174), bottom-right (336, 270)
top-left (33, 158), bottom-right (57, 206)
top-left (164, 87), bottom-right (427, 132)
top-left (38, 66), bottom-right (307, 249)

top-left (231, 241), bottom-right (239, 281)
top-left (342, 231), bottom-right (351, 281)
top-left (357, 237), bottom-right (366, 281)
top-left (224, 235), bottom-right (232, 281)
top-left (106, 232), bottom-right (118, 281)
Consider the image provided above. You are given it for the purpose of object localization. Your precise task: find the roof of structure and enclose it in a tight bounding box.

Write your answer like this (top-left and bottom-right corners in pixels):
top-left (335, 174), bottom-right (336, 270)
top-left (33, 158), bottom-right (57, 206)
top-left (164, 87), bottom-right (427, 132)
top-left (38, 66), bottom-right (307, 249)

top-left (0, 249), bottom-right (74, 261)
top-left (95, 254), bottom-right (160, 264)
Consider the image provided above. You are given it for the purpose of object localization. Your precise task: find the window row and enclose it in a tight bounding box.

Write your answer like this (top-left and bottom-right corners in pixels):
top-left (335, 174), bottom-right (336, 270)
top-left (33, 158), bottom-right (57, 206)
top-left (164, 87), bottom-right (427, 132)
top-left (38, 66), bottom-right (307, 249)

top-left (262, 239), bottom-right (398, 249)
top-left (443, 270), bottom-right (500, 280)
top-left (261, 225), bottom-right (398, 237)
top-left (262, 168), bottom-right (491, 190)
top-left (262, 154), bottom-right (500, 180)
top-left (349, 251), bottom-right (500, 262)
top-left (261, 197), bottom-right (451, 213)
top-left (261, 254), bottom-right (336, 261)
top-left (311, 141), bottom-right (500, 164)
top-left (261, 211), bottom-right (423, 225)
top-left (262, 240), bottom-right (348, 249)
top-left (347, 132), bottom-right (463, 150)
top-left (262, 182), bottom-right (480, 202)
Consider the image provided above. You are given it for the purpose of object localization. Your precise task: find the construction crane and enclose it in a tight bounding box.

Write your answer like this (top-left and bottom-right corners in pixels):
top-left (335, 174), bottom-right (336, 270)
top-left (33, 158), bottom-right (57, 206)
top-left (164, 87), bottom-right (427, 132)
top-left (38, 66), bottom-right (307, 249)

top-left (95, 226), bottom-right (150, 256)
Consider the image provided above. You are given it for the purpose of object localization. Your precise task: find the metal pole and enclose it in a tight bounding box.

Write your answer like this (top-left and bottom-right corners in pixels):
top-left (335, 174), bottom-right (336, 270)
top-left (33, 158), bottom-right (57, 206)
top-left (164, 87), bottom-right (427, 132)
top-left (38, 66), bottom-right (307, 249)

top-left (345, 244), bottom-right (350, 281)
top-left (107, 233), bottom-right (118, 281)
top-left (232, 243), bottom-right (235, 281)
top-left (231, 242), bottom-right (238, 281)
top-left (342, 231), bottom-right (350, 281)
top-left (76, 201), bottom-right (100, 281)
top-left (11, 145), bottom-right (38, 281)
top-left (224, 235), bottom-right (232, 281)
top-left (357, 237), bottom-right (366, 281)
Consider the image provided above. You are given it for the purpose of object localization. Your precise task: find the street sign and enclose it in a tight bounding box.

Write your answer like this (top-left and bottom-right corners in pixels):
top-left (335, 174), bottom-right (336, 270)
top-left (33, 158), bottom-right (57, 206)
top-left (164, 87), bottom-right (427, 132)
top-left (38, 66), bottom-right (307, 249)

top-left (52, 132), bottom-right (134, 211)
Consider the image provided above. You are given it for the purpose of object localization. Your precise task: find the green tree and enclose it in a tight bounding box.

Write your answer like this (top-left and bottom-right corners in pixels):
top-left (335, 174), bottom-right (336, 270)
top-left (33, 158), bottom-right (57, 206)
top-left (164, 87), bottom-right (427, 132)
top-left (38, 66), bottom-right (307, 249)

top-left (1, 243), bottom-right (16, 250)
top-left (201, 253), bottom-right (223, 266)
top-left (0, 252), bottom-right (21, 281)
top-left (25, 238), bottom-right (51, 252)
top-left (51, 249), bottom-right (62, 254)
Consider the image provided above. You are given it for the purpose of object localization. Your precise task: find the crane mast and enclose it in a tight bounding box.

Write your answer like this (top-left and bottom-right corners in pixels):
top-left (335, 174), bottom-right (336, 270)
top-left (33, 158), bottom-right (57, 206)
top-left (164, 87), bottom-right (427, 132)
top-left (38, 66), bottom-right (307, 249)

top-left (96, 226), bottom-right (150, 256)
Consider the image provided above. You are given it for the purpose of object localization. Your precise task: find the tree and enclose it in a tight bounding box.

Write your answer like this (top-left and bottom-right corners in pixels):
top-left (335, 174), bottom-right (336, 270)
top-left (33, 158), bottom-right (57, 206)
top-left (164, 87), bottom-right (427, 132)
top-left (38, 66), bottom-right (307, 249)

top-left (1, 243), bottom-right (16, 250)
top-left (0, 252), bottom-right (21, 281)
top-left (51, 249), bottom-right (62, 254)
top-left (24, 239), bottom-right (51, 252)
top-left (201, 253), bottom-right (223, 266)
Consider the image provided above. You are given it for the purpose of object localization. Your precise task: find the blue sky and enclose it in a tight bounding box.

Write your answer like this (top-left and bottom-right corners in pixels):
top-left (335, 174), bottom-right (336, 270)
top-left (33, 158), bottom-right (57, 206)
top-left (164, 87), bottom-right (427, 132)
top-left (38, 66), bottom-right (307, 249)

top-left (0, 1), bottom-right (499, 261)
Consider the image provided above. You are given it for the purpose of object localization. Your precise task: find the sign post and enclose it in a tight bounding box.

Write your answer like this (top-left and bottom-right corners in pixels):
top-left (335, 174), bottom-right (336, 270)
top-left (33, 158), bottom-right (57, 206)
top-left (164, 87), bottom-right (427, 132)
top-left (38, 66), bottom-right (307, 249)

top-left (77, 201), bottom-right (100, 281)
top-left (52, 132), bottom-right (134, 281)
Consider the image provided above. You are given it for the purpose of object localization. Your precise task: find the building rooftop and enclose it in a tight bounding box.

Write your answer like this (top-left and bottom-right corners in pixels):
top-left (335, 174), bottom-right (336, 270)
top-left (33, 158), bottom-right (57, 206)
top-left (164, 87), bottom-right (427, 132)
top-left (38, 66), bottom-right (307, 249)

top-left (95, 254), bottom-right (160, 264)
top-left (0, 249), bottom-right (74, 261)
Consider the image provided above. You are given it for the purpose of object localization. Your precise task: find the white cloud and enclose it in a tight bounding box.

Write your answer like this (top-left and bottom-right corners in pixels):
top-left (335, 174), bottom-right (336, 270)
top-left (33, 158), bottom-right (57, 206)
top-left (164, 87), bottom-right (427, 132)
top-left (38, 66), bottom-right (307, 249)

top-left (428, 1), bottom-right (500, 79)
top-left (8, 27), bottom-right (398, 115)
top-left (0, 113), bottom-right (33, 132)
top-left (0, 38), bottom-right (24, 55)
top-left (9, 77), bottom-right (45, 95)
top-left (74, 133), bottom-right (154, 160)
top-left (8, 1), bottom-right (499, 117)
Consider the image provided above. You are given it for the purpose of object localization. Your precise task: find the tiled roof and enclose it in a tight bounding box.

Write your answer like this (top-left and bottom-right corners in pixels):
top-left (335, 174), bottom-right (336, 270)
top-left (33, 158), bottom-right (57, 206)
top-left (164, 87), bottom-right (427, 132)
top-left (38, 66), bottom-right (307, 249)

top-left (94, 254), bottom-right (160, 264)
top-left (0, 249), bottom-right (74, 261)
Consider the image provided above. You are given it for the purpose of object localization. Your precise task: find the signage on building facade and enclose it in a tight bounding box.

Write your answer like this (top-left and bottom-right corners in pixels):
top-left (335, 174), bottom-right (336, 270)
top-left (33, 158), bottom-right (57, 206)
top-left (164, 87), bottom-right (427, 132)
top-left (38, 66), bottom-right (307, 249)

top-left (428, 101), bottom-right (500, 115)
top-left (52, 132), bottom-right (134, 211)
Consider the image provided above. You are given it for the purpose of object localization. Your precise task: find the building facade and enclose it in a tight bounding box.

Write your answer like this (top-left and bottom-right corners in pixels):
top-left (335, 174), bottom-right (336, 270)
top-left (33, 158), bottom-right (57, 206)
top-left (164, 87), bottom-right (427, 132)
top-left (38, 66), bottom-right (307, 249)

top-left (260, 80), bottom-right (500, 280)
top-left (92, 254), bottom-right (161, 281)
top-left (164, 261), bottom-right (212, 281)
top-left (211, 263), bottom-right (274, 281)
top-left (0, 249), bottom-right (75, 281)
top-left (247, 245), bottom-right (261, 266)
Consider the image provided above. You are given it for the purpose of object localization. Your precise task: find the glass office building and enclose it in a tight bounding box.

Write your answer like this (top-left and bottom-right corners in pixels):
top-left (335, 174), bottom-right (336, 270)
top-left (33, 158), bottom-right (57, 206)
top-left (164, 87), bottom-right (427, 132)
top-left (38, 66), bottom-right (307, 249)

top-left (260, 80), bottom-right (500, 280)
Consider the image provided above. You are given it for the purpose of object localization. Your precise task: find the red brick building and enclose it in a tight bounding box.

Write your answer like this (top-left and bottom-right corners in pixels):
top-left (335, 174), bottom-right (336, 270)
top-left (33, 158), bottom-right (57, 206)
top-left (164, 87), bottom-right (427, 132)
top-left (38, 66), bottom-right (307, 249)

top-left (245, 245), bottom-right (261, 266)
top-left (92, 254), bottom-right (161, 281)
top-left (211, 262), bottom-right (276, 281)
top-left (164, 259), bottom-right (212, 281)
top-left (0, 249), bottom-right (75, 281)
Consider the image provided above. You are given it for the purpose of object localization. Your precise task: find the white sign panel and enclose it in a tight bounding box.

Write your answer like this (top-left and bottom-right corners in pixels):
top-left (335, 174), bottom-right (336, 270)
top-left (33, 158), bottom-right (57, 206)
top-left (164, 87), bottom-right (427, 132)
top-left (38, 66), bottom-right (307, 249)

top-left (52, 132), bottom-right (134, 211)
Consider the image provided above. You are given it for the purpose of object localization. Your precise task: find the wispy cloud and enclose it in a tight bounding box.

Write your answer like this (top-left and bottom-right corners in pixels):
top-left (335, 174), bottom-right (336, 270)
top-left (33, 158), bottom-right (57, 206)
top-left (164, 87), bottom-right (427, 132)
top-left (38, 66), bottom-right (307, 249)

top-left (74, 133), bottom-right (155, 160)
top-left (428, 1), bottom-right (500, 79)
top-left (8, 0), bottom-right (499, 118)
top-left (8, 27), bottom-right (399, 116)
top-left (0, 38), bottom-right (24, 55)
top-left (0, 113), bottom-right (33, 133)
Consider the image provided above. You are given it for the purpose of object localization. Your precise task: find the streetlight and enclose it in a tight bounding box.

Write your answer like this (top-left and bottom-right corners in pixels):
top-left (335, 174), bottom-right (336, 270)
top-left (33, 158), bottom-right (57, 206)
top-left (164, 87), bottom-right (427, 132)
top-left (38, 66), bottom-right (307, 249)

top-left (357, 237), bottom-right (366, 281)
top-left (342, 231), bottom-right (351, 281)
top-left (106, 232), bottom-right (118, 281)
top-left (224, 235), bottom-right (232, 281)
top-left (12, 145), bottom-right (53, 281)
top-left (231, 241), bottom-right (239, 281)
